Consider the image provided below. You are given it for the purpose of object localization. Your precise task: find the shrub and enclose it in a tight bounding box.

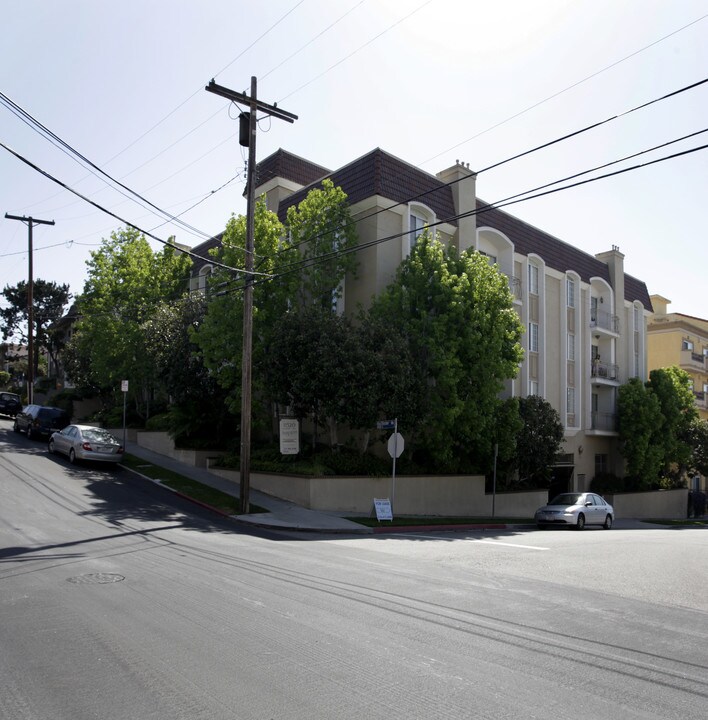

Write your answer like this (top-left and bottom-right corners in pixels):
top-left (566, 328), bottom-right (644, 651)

top-left (590, 472), bottom-right (625, 494)
top-left (145, 413), bottom-right (171, 432)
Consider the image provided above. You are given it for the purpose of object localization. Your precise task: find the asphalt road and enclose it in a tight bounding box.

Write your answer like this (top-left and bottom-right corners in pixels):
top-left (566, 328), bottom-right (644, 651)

top-left (1, 418), bottom-right (707, 719)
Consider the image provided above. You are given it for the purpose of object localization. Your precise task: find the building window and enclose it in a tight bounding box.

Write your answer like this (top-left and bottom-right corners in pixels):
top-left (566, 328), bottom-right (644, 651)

top-left (528, 263), bottom-right (539, 295)
top-left (566, 277), bottom-right (576, 308)
top-left (567, 333), bottom-right (576, 361)
top-left (528, 380), bottom-right (539, 396)
top-left (479, 250), bottom-right (497, 265)
top-left (590, 296), bottom-right (598, 323)
top-left (567, 387), bottom-right (576, 415)
top-left (595, 454), bottom-right (608, 476)
top-left (409, 211), bottom-right (426, 250)
top-left (528, 322), bottom-right (539, 352)
top-left (682, 339), bottom-right (694, 351)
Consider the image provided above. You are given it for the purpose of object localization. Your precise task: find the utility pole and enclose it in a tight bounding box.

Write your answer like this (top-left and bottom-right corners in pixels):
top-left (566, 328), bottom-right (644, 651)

top-left (4, 213), bottom-right (55, 404)
top-left (206, 78), bottom-right (297, 514)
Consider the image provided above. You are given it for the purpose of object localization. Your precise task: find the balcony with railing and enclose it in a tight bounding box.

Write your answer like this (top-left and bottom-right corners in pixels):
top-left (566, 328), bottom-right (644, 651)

top-left (590, 309), bottom-right (620, 335)
top-left (591, 359), bottom-right (620, 384)
top-left (507, 275), bottom-right (522, 301)
top-left (680, 349), bottom-right (706, 371)
top-left (590, 412), bottom-right (618, 432)
top-left (694, 390), bottom-right (707, 409)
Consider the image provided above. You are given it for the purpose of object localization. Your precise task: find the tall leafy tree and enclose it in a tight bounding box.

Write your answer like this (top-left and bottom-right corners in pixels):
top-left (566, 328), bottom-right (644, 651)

top-left (617, 377), bottom-right (664, 486)
top-left (285, 178), bottom-right (359, 309)
top-left (686, 419), bottom-right (708, 478)
top-left (263, 307), bottom-right (422, 450)
top-left (0, 279), bottom-right (71, 377)
top-left (194, 201), bottom-right (292, 416)
top-left (65, 227), bottom-right (191, 418)
top-left (142, 294), bottom-right (231, 446)
top-left (648, 367), bottom-right (698, 478)
top-left (369, 233), bottom-right (524, 472)
top-left (515, 395), bottom-right (564, 486)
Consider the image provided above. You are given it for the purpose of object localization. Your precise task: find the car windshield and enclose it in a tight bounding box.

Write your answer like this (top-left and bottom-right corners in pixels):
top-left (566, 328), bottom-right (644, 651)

top-left (82, 429), bottom-right (117, 444)
top-left (549, 493), bottom-right (583, 506)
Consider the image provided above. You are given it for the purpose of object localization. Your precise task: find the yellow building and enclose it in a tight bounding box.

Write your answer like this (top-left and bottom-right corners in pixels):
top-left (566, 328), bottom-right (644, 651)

top-left (647, 295), bottom-right (708, 422)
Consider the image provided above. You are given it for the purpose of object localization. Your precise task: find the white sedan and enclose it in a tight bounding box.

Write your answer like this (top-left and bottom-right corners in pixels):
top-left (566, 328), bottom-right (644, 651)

top-left (535, 492), bottom-right (614, 530)
top-left (49, 425), bottom-right (124, 465)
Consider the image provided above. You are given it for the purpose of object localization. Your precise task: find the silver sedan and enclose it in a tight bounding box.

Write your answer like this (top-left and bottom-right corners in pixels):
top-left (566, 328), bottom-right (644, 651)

top-left (49, 425), bottom-right (124, 465)
top-left (535, 492), bottom-right (614, 530)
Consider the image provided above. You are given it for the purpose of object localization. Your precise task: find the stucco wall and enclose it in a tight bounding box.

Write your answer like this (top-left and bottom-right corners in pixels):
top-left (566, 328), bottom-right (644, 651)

top-left (207, 464), bottom-right (544, 517)
top-left (606, 488), bottom-right (687, 520)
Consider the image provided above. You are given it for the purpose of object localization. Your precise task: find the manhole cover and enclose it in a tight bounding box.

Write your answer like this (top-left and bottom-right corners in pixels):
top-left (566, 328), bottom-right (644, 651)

top-left (66, 573), bottom-right (125, 585)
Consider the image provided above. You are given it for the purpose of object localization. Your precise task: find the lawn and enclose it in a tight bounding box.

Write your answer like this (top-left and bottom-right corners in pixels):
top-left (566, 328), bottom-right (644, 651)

top-left (120, 453), bottom-right (266, 515)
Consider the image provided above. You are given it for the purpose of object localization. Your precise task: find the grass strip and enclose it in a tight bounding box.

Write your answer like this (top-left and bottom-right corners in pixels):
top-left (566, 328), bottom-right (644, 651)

top-left (121, 453), bottom-right (266, 515)
top-left (350, 516), bottom-right (534, 527)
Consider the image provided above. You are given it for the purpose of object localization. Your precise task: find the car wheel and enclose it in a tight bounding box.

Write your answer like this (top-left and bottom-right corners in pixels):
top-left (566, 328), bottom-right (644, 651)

top-left (69, 448), bottom-right (77, 464)
top-left (26, 426), bottom-right (33, 440)
top-left (48, 439), bottom-right (55, 454)
top-left (536, 523), bottom-right (547, 529)
top-left (603, 514), bottom-right (613, 530)
top-left (13, 420), bottom-right (20, 433)
top-left (575, 513), bottom-right (585, 530)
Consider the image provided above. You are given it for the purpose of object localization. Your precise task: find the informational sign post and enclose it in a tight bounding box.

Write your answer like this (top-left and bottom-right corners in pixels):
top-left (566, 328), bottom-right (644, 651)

top-left (373, 498), bottom-right (393, 522)
top-left (121, 380), bottom-right (129, 452)
top-left (279, 417), bottom-right (300, 455)
top-left (379, 418), bottom-right (403, 515)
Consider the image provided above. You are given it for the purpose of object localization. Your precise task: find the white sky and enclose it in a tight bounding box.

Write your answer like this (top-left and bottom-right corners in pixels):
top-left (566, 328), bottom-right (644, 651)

top-left (1, 0), bottom-right (706, 320)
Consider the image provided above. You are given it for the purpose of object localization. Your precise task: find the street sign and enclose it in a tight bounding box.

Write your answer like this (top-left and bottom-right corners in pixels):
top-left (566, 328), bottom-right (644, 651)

top-left (121, 380), bottom-right (129, 392)
top-left (377, 420), bottom-right (395, 430)
top-left (387, 432), bottom-right (404, 459)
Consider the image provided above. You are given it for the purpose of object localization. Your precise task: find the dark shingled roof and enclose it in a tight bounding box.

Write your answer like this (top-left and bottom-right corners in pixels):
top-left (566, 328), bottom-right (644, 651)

top-left (256, 149), bottom-right (330, 190)
top-left (476, 200), bottom-right (652, 308)
top-left (227, 147), bottom-right (652, 309)
top-left (276, 148), bottom-right (457, 226)
top-left (187, 233), bottom-right (223, 275)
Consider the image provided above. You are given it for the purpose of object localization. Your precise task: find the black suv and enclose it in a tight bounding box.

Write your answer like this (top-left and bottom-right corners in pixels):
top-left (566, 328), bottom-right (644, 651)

top-left (0, 392), bottom-right (22, 418)
top-left (14, 405), bottom-right (71, 440)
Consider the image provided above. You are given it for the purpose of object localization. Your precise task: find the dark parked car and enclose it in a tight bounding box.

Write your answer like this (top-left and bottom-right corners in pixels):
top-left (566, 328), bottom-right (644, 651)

top-left (0, 392), bottom-right (22, 417)
top-left (13, 405), bottom-right (71, 440)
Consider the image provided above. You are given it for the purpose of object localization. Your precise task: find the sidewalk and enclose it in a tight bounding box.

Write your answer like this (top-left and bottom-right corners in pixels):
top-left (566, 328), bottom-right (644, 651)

top-left (124, 441), bottom-right (372, 534)
top-left (122, 442), bottom-right (656, 534)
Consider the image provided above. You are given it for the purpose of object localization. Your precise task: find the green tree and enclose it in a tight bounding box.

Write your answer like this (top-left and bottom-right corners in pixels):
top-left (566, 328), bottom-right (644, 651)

top-left (686, 418), bottom-right (708, 478)
top-left (65, 227), bottom-right (191, 418)
top-left (285, 178), bottom-right (359, 309)
top-left (0, 279), bottom-right (71, 378)
top-left (142, 294), bottom-right (231, 447)
top-left (264, 308), bottom-right (422, 450)
top-left (617, 377), bottom-right (664, 486)
top-left (515, 395), bottom-right (564, 487)
top-left (194, 201), bottom-right (291, 417)
top-left (369, 234), bottom-right (524, 472)
top-left (648, 367), bottom-right (698, 478)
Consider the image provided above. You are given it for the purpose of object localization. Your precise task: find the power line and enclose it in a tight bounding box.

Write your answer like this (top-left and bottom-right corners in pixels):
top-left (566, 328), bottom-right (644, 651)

top-left (0, 91), bottom-right (216, 242)
top-left (260, 76), bottom-right (708, 265)
top-left (0, 140), bottom-right (272, 278)
top-left (277, 0), bottom-right (435, 103)
top-left (420, 11), bottom-right (708, 166)
top-left (222, 139), bottom-right (708, 295)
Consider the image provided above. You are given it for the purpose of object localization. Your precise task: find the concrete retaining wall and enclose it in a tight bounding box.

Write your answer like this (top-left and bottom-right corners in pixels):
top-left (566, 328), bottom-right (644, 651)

top-left (135, 431), bottom-right (224, 468)
top-left (606, 488), bottom-right (687, 520)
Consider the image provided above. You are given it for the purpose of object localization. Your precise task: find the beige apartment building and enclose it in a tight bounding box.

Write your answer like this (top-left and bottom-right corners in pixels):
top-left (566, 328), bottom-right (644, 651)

top-left (190, 148), bottom-right (653, 492)
top-left (647, 295), bottom-right (708, 422)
